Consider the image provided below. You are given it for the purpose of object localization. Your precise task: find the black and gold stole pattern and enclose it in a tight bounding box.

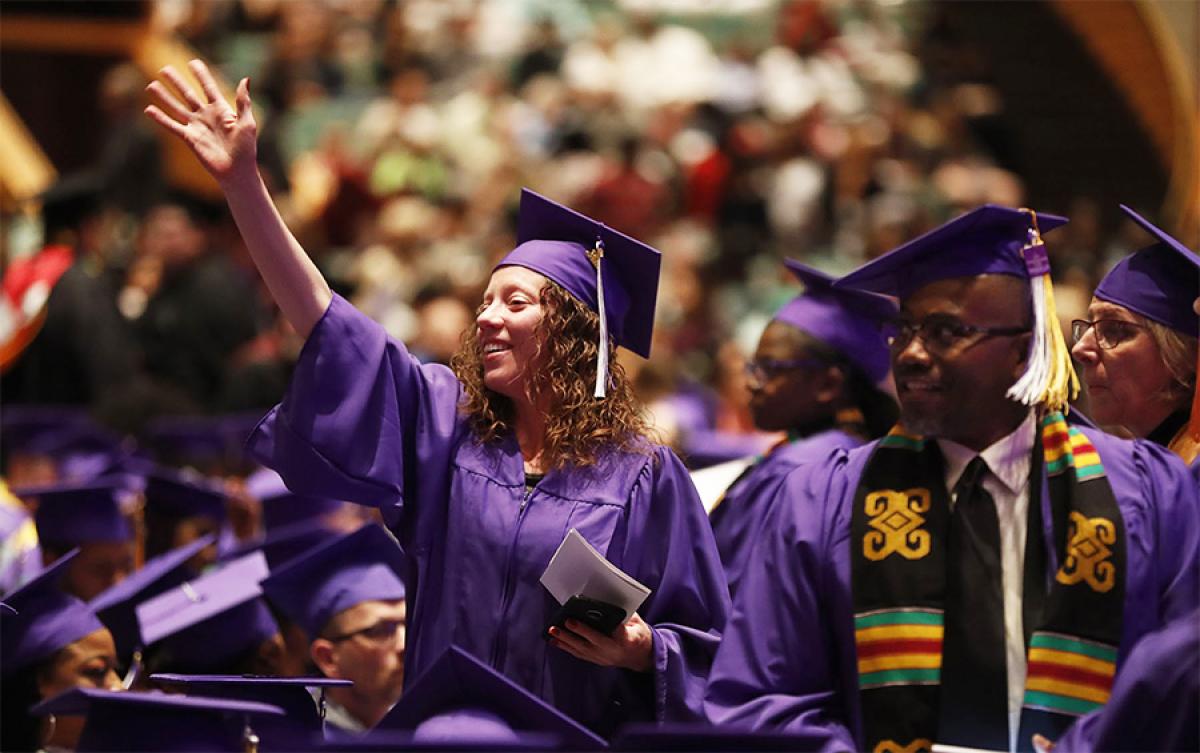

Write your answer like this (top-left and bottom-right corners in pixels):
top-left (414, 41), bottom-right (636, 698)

top-left (850, 413), bottom-right (1126, 753)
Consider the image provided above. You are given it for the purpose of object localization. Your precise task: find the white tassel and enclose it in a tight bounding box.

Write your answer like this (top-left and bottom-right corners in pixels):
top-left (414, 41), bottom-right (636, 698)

top-left (591, 239), bottom-right (608, 399)
top-left (1007, 271), bottom-right (1048, 406)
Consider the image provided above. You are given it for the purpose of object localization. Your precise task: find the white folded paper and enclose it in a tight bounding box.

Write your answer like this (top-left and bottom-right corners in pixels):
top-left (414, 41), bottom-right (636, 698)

top-left (689, 455), bottom-right (756, 515)
top-left (540, 529), bottom-right (651, 617)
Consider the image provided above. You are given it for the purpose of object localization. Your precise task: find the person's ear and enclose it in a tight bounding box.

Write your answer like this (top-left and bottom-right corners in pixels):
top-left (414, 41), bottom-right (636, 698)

top-left (813, 366), bottom-right (846, 407)
top-left (253, 634), bottom-right (285, 676)
top-left (310, 639), bottom-right (339, 678)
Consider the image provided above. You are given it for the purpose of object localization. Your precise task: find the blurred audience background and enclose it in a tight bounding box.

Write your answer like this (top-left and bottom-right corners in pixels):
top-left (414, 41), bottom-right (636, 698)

top-left (1, 0), bottom-right (1195, 473)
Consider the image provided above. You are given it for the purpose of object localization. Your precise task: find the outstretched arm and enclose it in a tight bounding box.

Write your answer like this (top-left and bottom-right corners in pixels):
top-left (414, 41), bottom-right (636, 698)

top-left (145, 59), bottom-right (331, 337)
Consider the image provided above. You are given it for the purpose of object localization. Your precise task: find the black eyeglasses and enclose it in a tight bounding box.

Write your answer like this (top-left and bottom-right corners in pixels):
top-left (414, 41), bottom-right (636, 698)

top-left (1071, 319), bottom-right (1148, 350)
top-left (744, 357), bottom-right (827, 384)
top-left (887, 315), bottom-right (1031, 354)
top-left (325, 619), bottom-right (405, 645)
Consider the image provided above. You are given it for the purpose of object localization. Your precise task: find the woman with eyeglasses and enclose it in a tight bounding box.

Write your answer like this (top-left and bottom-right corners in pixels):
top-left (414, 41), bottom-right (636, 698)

top-left (144, 60), bottom-right (729, 738)
top-left (1070, 206), bottom-right (1199, 467)
top-left (707, 261), bottom-right (898, 596)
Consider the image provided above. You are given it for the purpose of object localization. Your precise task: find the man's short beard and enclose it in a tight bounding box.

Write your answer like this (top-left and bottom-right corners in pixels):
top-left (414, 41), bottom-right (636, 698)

top-left (898, 405), bottom-right (946, 438)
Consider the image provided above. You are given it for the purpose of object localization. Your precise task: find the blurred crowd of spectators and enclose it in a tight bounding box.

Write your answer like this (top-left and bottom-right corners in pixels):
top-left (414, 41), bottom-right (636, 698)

top-left (3, 0), bottom-right (1150, 467)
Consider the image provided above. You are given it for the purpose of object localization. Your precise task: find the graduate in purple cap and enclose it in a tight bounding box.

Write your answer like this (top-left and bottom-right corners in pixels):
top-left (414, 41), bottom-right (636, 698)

top-left (15, 478), bottom-right (136, 601)
top-left (142, 466), bottom-right (227, 572)
top-left (1, 553), bottom-right (123, 752)
top-left (704, 205), bottom-right (1200, 753)
top-left (261, 524), bottom-right (407, 732)
top-left (708, 260), bottom-right (897, 597)
top-left (1070, 205), bottom-right (1199, 467)
top-left (146, 59), bottom-right (729, 737)
top-left (136, 551), bottom-right (284, 679)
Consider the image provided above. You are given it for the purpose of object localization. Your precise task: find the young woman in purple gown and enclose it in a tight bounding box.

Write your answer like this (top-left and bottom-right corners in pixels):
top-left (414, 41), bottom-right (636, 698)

top-left (145, 60), bottom-right (729, 738)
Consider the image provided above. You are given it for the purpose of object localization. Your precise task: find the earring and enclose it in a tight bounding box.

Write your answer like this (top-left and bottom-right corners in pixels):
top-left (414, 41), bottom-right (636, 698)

top-left (42, 713), bottom-right (57, 748)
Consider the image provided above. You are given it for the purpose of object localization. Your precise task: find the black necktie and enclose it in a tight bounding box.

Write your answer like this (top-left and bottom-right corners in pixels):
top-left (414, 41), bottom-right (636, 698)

top-left (938, 456), bottom-right (1010, 749)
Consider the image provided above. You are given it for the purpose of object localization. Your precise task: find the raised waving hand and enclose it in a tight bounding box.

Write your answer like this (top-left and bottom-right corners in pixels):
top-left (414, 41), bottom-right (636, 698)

top-left (144, 59), bottom-right (331, 337)
top-left (145, 61), bottom-right (256, 184)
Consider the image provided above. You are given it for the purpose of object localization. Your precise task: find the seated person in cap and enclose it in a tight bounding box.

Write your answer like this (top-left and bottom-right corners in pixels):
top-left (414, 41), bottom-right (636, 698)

top-left (1, 553), bottom-right (122, 752)
top-left (709, 260), bottom-right (897, 597)
top-left (136, 551), bottom-right (283, 680)
top-left (146, 60), bottom-right (729, 737)
top-left (262, 524), bottom-right (407, 732)
top-left (142, 467), bottom-right (226, 572)
top-left (704, 206), bottom-right (1199, 753)
top-left (19, 479), bottom-right (136, 601)
top-left (1070, 205), bottom-right (1199, 467)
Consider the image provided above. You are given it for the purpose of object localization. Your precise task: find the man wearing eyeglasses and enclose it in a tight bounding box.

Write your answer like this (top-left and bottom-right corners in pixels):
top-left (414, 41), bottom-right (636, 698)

top-left (705, 205), bottom-right (1199, 753)
top-left (262, 524), bottom-right (407, 733)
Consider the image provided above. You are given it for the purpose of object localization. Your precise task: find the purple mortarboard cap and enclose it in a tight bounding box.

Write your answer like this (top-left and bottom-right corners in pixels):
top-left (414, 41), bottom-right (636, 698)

top-left (90, 534), bottom-right (217, 662)
top-left (1094, 205), bottom-right (1200, 337)
top-left (19, 478), bottom-right (133, 548)
top-left (30, 687), bottom-right (284, 753)
top-left (260, 524), bottom-right (405, 637)
top-left (613, 723), bottom-right (834, 751)
top-left (137, 551), bottom-right (279, 673)
top-left (144, 413), bottom-right (261, 469)
top-left (246, 466), bottom-right (345, 532)
top-left (1, 551), bottom-right (104, 676)
top-left (836, 205), bottom-right (1069, 299)
top-left (221, 517), bottom-right (342, 570)
top-left (773, 260), bottom-right (898, 383)
top-left (151, 674), bottom-right (352, 751)
top-left (144, 466), bottom-right (228, 522)
top-left (375, 645), bottom-right (606, 750)
top-left (497, 188), bottom-right (661, 359)
top-left (1, 405), bottom-right (92, 454)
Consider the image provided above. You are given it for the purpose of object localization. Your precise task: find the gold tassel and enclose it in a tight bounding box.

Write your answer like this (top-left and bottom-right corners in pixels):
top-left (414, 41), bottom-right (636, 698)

top-left (1038, 274), bottom-right (1080, 413)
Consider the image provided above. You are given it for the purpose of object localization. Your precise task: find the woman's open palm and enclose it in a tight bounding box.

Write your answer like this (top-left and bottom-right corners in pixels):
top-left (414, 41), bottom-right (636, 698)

top-left (145, 59), bottom-right (257, 182)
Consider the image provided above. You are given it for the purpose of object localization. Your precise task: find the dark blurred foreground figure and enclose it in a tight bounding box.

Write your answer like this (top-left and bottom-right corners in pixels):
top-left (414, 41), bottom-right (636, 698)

top-left (1071, 204), bottom-right (1198, 468)
top-left (708, 260), bottom-right (897, 596)
top-left (1046, 607), bottom-right (1199, 753)
top-left (0, 553), bottom-right (122, 752)
top-left (705, 206), bottom-right (1199, 752)
top-left (145, 59), bottom-right (728, 738)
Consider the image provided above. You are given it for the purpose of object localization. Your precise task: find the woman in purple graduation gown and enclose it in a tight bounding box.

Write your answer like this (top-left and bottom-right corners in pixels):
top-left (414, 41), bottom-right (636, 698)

top-left (709, 261), bottom-right (897, 597)
top-left (145, 60), bottom-right (730, 737)
top-left (1070, 205), bottom-right (1198, 468)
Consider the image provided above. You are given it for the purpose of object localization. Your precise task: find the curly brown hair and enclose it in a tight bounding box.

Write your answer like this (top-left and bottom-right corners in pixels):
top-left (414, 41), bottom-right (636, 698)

top-left (450, 280), bottom-right (655, 470)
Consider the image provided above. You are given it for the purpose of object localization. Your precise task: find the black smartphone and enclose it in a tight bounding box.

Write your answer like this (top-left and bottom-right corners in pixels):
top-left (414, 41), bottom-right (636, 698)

top-left (545, 595), bottom-right (627, 639)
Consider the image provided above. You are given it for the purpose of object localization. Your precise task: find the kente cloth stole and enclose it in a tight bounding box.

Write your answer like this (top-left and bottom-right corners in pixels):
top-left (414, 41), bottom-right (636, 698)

top-left (850, 412), bottom-right (1125, 753)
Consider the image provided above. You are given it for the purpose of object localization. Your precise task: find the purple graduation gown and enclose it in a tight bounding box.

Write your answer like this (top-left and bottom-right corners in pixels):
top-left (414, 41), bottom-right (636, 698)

top-left (709, 430), bottom-right (861, 598)
top-left (248, 295), bottom-right (730, 737)
top-left (1051, 607), bottom-right (1199, 752)
top-left (703, 427), bottom-right (1200, 751)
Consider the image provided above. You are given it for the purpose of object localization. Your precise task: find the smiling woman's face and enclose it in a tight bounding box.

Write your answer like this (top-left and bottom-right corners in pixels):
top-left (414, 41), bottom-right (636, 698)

top-left (475, 266), bottom-right (548, 403)
top-left (1070, 298), bottom-right (1181, 437)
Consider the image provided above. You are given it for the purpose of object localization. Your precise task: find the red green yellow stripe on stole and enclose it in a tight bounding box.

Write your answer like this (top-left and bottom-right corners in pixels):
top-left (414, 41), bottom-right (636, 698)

top-left (1041, 414), bottom-right (1105, 480)
top-left (855, 609), bottom-right (943, 689)
top-left (1023, 632), bottom-right (1117, 716)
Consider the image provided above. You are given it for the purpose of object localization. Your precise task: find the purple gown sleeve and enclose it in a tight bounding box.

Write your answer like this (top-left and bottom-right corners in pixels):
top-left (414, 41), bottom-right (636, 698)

top-left (1134, 440), bottom-right (1200, 626)
top-left (247, 294), bottom-right (465, 532)
top-left (623, 447), bottom-right (732, 723)
top-left (704, 448), bottom-right (861, 752)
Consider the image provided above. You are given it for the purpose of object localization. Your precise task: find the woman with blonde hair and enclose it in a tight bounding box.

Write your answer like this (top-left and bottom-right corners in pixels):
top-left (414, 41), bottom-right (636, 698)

top-left (1071, 205), bottom-right (1199, 467)
top-left (144, 60), bottom-right (729, 737)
